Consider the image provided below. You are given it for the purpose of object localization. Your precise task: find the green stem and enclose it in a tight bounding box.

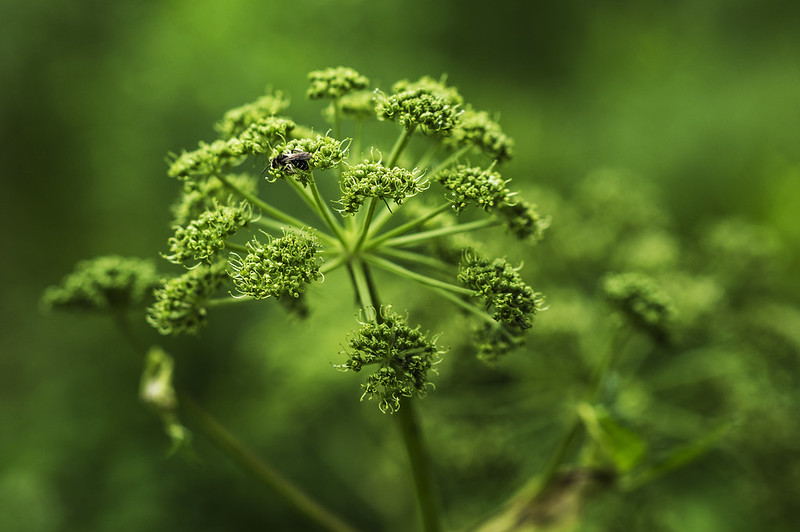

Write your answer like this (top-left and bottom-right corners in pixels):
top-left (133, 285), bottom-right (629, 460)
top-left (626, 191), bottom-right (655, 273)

top-left (207, 295), bottom-right (254, 307)
top-left (387, 125), bottom-right (417, 167)
top-left (224, 241), bottom-right (248, 254)
top-left (535, 324), bottom-right (632, 497)
top-left (376, 247), bottom-right (454, 273)
top-left (428, 144), bottom-right (472, 177)
top-left (396, 397), bottom-right (443, 532)
top-left (365, 254), bottom-right (474, 296)
top-left (354, 197), bottom-right (378, 251)
top-left (109, 314), bottom-right (357, 532)
top-left (380, 218), bottom-right (499, 249)
top-left (215, 173), bottom-right (309, 231)
top-left (368, 203), bottom-right (453, 247)
top-left (180, 395), bottom-right (360, 532)
top-left (307, 175), bottom-right (347, 243)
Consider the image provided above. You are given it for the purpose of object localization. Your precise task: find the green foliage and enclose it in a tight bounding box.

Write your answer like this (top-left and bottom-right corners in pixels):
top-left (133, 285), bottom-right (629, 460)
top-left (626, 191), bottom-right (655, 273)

top-left (41, 256), bottom-right (159, 312)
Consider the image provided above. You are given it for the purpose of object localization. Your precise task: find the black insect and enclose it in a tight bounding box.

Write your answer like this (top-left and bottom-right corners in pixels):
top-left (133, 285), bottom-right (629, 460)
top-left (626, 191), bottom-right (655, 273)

top-left (266, 149), bottom-right (313, 174)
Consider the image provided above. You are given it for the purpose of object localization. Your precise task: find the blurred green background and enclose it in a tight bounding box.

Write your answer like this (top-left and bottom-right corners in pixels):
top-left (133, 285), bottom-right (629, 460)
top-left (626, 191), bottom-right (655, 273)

top-left (2, 0), bottom-right (799, 531)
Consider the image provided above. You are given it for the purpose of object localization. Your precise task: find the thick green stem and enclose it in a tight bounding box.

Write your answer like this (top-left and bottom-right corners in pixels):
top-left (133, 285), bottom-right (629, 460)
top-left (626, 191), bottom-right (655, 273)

top-left (396, 397), bottom-right (443, 532)
top-left (365, 254), bottom-right (473, 296)
top-left (354, 197), bottom-right (378, 251)
top-left (307, 175), bottom-right (347, 243)
top-left (368, 203), bottom-right (453, 246)
top-left (387, 125), bottom-right (417, 168)
top-left (215, 173), bottom-right (309, 231)
top-left (180, 395), bottom-right (359, 532)
top-left (379, 218), bottom-right (499, 249)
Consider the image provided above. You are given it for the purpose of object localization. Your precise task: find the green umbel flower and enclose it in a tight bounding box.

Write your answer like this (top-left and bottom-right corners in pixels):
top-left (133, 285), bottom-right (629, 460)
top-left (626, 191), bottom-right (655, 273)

top-left (307, 67), bottom-right (369, 100)
top-left (602, 272), bottom-right (675, 342)
top-left (267, 135), bottom-right (347, 185)
top-left (445, 106), bottom-right (514, 162)
top-left (164, 201), bottom-right (252, 265)
top-left (229, 231), bottom-right (322, 300)
top-left (435, 164), bottom-right (511, 214)
top-left (339, 161), bottom-right (425, 214)
top-left (170, 174), bottom-right (258, 226)
top-left (376, 75), bottom-right (463, 134)
top-left (214, 91), bottom-right (290, 139)
top-left (147, 261), bottom-right (228, 335)
top-left (339, 308), bottom-right (444, 414)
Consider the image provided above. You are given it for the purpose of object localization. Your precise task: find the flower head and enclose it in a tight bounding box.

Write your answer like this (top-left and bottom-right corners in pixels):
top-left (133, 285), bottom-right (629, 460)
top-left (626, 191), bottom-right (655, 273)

top-left (168, 138), bottom-right (252, 182)
top-left (435, 164), bottom-right (511, 214)
top-left (228, 231), bottom-right (323, 300)
top-left (146, 261), bottom-right (228, 335)
top-left (42, 256), bottom-right (159, 313)
top-left (445, 106), bottom-right (514, 162)
top-left (497, 200), bottom-right (551, 241)
top-left (458, 251), bottom-right (545, 332)
top-left (164, 200), bottom-right (252, 265)
top-left (339, 161), bottom-right (425, 214)
top-left (171, 174), bottom-right (258, 226)
top-left (307, 66), bottom-right (369, 100)
top-left (214, 91), bottom-right (290, 139)
top-left (376, 75), bottom-right (463, 134)
top-left (339, 308), bottom-right (444, 414)
top-left (267, 135), bottom-right (347, 186)
top-left (602, 272), bottom-right (675, 343)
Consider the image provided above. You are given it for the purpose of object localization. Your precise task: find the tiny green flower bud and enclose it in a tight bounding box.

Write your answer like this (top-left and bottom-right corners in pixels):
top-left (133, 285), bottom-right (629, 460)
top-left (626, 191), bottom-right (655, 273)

top-left (472, 322), bottom-right (525, 363)
top-left (602, 272), bottom-right (675, 343)
top-left (445, 106), bottom-right (515, 162)
top-left (139, 346), bottom-right (178, 412)
top-left (339, 161), bottom-right (426, 214)
top-left (307, 66), bottom-right (369, 100)
top-left (497, 200), bottom-right (551, 241)
top-left (214, 90), bottom-right (290, 139)
top-left (376, 75), bottom-right (463, 134)
top-left (146, 261), bottom-right (228, 335)
top-left (336, 91), bottom-right (376, 118)
top-left (164, 200), bottom-right (252, 265)
top-left (339, 308), bottom-right (444, 414)
top-left (435, 164), bottom-right (511, 214)
top-left (228, 231), bottom-right (323, 300)
top-left (42, 256), bottom-right (159, 313)
top-left (458, 251), bottom-right (545, 332)
top-left (268, 135), bottom-right (348, 186)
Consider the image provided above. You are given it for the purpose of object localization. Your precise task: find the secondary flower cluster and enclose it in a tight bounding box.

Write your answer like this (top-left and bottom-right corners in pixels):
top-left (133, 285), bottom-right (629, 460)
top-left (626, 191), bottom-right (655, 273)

top-left (146, 261), bottom-right (228, 335)
top-left (228, 231), bottom-right (322, 300)
top-left (376, 76), bottom-right (463, 133)
top-left (602, 272), bottom-right (675, 342)
top-left (339, 161), bottom-right (425, 214)
top-left (458, 251), bottom-right (545, 361)
top-left (165, 200), bottom-right (252, 264)
top-left (338, 308), bottom-right (443, 414)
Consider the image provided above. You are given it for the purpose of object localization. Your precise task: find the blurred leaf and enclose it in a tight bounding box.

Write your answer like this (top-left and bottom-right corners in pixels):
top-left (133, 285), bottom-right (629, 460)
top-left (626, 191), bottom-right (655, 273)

top-left (622, 422), bottom-right (732, 491)
top-left (577, 402), bottom-right (646, 473)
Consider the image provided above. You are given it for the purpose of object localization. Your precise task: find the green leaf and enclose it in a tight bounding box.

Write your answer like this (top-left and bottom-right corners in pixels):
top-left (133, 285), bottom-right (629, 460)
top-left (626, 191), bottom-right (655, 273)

top-left (577, 402), bottom-right (647, 473)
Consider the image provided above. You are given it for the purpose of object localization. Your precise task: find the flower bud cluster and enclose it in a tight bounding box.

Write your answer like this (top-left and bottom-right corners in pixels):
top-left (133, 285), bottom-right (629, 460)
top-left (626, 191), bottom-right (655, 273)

top-left (229, 231), bottom-right (322, 300)
top-left (171, 174), bottom-right (258, 226)
top-left (307, 67), bottom-right (369, 100)
top-left (236, 116), bottom-right (296, 154)
top-left (268, 135), bottom-right (347, 185)
top-left (435, 164), bottom-right (511, 214)
top-left (339, 308), bottom-right (443, 414)
top-left (339, 161), bottom-right (425, 214)
top-left (335, 91), bottom-right (376, 119)
top-left (459, 252), bottom-right (544, 332)
top-left (602, 272), bottom-right (675, 342)
top-left (497, 200), bottom-right (551, 241)
top-left (42, 256), bottom-right (159, 313)
top-left (164, 200), bottom-right (252, 265)
top-left (146, 261), bottom-right (228, 335)
top-left (376, 76), bottom-right (463, 133)
top-left (446, 107), bottom-right (515, 162)
top-left (214, 91), bottom-right (290, 139)
top-left (168, 138), bottom-right (252, 181)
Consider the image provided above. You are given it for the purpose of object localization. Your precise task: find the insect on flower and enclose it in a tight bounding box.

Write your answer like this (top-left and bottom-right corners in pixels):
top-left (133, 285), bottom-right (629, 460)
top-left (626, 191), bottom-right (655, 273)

top-left (266, 149), bottom-right (313, 174)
